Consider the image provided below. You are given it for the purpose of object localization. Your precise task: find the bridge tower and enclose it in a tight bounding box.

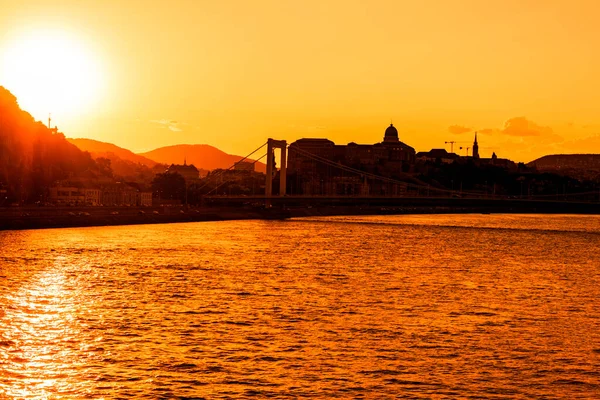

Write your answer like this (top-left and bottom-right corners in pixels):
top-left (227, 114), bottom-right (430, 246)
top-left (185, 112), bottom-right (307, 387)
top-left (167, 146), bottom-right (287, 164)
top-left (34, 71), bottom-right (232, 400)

top-left (265, 139), bottom-right (287, 201)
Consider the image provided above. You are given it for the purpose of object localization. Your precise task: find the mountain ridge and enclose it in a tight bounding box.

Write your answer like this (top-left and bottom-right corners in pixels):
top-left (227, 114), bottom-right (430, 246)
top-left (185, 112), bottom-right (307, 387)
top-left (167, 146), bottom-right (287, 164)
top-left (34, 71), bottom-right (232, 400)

top-left (528, 153), bottom-right (600, 181)
top-left (139, 144), bottom-right (266, 173)
top-left (67, 138), bottom-right (158, 167)
top-left (528, 153), bottom-right (600, 169)
top-left (67, 139), bottom-right (267, 174)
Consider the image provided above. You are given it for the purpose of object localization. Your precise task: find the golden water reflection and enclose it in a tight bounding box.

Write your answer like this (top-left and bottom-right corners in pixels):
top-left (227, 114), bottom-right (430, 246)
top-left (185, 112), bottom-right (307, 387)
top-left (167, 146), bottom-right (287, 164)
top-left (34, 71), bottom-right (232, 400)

top-left (1, 215), bottom-right (599, 398)
top-left (1, 254), bottom-right (95, 398)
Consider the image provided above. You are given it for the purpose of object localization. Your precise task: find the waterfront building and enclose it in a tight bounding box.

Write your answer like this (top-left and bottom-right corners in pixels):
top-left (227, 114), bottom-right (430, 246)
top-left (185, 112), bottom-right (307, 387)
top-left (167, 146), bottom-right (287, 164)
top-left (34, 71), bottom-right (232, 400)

top-left (84, 188), bottom-right (101, 206)
top-left (287, 124), bottom-right (416, 195)
top-left (139, 191), bottom-right (153, 206)
top-left (166, 160), bottom-right (200, 182)
top-left (49, 185), bottom-right (102, 206)
top-left (49, 186), bottom-right (85, 205)
top-left (100, 182), bottom-right (140, 206)
top-left (416, 149), bottom-right (460, 164)
top-left (100, 184), bottom-right (120, 206)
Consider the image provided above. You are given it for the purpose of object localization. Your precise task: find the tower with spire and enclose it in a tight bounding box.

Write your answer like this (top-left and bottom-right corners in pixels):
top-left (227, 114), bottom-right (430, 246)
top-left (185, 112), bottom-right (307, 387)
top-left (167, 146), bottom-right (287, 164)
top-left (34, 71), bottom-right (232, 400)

top-left (472, 132), bottom-right (479, 159)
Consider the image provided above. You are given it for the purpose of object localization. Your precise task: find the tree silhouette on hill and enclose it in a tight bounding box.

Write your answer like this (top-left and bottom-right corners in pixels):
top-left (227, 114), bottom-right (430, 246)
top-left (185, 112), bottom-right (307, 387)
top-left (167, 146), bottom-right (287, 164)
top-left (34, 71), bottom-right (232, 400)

top-left (0, 86), bottom-right (110, 204)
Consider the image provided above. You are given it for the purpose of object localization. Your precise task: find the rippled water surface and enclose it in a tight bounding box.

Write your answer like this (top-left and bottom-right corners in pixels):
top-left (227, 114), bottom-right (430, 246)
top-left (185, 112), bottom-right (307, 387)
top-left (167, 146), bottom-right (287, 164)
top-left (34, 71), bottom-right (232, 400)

top-left (1, 214), bottom-right (600, 399)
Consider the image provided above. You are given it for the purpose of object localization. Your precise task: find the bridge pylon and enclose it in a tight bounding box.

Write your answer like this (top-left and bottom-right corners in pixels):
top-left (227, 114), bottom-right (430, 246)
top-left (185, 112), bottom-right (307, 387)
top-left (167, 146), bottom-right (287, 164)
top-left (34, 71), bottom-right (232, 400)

top-left (265, 138), bottom-right (287, 205)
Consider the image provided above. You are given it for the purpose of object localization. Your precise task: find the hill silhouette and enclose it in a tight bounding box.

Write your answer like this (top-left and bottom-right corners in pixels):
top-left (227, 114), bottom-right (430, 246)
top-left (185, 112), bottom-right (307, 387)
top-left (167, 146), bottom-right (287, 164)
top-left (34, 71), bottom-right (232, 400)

top-left (528, 154), bottom-right (600, 181)
top-left (68, 138), bottom-right (158, 168)
top-left (0, 86), bottom-right (106, 203)
top-left (67, 138), bottom-right (164, 184)
top-left (528, 154), bottom-right (600, 170)
top-left (140, 144), bottom-right (266, 173)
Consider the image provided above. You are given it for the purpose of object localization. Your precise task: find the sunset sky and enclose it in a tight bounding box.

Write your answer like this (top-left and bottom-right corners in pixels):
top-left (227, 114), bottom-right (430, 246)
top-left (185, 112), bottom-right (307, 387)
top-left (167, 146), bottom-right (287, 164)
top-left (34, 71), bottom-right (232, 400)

top-left (2, 0), bottom-right (600, 162)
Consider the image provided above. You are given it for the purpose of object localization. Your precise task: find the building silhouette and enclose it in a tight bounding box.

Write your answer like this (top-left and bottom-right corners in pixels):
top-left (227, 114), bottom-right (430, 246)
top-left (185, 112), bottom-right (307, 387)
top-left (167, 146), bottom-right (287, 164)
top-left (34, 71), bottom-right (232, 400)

top-left (287, 124), bottom-right (416, 195)
top-left (472, 132), bottom-right (479, 159)
top-left (49, 182), bottom-right (152, 206)
top-left (416, 148), bottom-right (460, 164)
top-left (166, 160), bottom-right (200, 182)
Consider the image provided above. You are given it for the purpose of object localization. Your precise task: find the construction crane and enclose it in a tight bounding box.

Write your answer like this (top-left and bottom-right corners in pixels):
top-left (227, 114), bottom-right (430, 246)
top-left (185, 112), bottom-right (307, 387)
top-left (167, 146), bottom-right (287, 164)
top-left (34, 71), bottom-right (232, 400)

top-left (445, 141), bottom-right (470, 153)
top-left (459, 146), bottom-right (471, 156)
top-left (445, 141), bottom-right (456, 152)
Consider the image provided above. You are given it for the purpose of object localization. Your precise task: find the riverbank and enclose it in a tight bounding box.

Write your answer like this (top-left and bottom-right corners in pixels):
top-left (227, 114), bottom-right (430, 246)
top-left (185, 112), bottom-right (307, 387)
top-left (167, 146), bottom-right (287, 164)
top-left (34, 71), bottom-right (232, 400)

top-left (0, 206), bottom-right (267, 231)
top-left (1, 199), bottom-right (600, 231)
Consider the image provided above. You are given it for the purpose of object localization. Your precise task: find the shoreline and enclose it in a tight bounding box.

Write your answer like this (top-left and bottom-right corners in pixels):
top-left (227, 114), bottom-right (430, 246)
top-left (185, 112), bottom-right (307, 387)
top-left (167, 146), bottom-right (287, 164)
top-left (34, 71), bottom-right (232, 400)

top-left (1, 201), bottom-right (600, 231)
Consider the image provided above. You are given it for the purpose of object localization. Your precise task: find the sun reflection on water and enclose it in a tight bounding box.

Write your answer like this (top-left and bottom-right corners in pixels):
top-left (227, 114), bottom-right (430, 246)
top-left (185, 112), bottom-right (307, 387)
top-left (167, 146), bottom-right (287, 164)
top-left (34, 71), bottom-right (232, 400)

top-left (0, 256), bottom-right (88, 399)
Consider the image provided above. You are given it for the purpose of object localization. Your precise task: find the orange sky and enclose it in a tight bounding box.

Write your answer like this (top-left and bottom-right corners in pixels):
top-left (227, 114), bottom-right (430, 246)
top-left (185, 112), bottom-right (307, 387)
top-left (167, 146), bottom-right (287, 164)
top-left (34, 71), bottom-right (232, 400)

top-left (2, 0), bottom-right (600, 162)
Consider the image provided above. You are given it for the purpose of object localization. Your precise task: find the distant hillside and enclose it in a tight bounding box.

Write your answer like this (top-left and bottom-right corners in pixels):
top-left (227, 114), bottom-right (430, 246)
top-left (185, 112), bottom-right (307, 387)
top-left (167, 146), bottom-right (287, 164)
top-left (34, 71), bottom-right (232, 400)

top-left (528, 154), bottom-right (600, 170)
top-left (68, 138), bottom-right (157, 168)
top-left (140, 144), bottom-right (266, 173)
top-left (528, 154), bottom-right (600, 181)
top-left (67, 138), bottom-right (164, 184)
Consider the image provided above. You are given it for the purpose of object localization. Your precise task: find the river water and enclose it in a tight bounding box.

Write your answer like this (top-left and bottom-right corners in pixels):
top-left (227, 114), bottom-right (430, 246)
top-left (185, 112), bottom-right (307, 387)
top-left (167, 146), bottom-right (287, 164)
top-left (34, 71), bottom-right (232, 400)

top-left (1, 214), bottom-right (599, 399)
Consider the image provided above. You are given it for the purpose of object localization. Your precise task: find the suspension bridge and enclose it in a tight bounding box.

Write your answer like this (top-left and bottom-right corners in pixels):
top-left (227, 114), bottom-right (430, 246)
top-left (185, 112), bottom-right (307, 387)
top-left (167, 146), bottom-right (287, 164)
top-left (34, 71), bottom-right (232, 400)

top-left (197, 139), bottom-right (600, 211)
top-left (3, 138), bottom-right (600, 230)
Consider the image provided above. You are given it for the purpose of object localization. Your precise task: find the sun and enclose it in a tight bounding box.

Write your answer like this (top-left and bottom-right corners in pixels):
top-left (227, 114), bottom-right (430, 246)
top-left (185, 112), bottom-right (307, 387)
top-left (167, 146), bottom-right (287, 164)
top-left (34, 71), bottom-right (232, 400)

top-left (0, 29), bottom-right (105, 124)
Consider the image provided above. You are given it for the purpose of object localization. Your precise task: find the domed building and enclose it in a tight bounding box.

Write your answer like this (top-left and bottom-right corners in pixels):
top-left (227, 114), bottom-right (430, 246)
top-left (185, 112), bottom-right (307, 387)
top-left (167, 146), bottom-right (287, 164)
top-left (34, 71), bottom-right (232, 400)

top-left (379, 123), bottom-right (416, 162)
top-left (287, 123), bottom-right (416, 195)
top-left (383, 123), bottom-right (399, 142)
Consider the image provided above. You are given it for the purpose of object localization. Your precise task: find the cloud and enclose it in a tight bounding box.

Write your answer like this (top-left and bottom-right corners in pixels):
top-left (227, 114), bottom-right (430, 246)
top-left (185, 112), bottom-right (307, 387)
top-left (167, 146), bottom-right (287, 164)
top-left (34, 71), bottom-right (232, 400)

top-left (151, 119), bottom-right (183, 132)
top-left (477, 117), bottom-right (563, 144)
top-left (501, 117), bottom-right (553, 137)
top-left (465, 117), bottom-right (568, 161)
top-left (448, 125), bottom-right (471, 135)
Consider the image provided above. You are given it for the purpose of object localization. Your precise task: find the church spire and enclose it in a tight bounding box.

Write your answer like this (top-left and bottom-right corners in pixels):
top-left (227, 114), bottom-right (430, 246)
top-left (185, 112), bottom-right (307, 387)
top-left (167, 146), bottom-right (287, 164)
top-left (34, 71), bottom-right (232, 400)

top-left (472, 131), bottom-right (480, 159)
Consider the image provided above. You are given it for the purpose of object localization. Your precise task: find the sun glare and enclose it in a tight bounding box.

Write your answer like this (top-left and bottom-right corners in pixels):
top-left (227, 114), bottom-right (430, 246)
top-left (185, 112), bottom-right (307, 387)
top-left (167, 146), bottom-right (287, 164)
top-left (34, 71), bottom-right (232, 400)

top-left (0, 29), bottom-right (104, 124)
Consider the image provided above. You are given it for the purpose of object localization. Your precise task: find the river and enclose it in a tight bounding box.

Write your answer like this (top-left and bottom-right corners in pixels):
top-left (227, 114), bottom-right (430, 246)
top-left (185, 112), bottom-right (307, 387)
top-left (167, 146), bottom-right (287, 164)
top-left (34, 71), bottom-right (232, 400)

top-left (1, 214), bottom-right (599, 398)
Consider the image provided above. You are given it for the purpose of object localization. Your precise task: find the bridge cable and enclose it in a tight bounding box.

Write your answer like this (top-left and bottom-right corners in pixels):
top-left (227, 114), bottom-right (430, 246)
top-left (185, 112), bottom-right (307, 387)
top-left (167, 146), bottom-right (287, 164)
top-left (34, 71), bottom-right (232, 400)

top-left (194, 141), bottom-right (268, 193)
top-left (288, 145), bottom-right (484, 197)
top-left (288, 145), bottom-right (600, 201)
top-left (204, 153), bottom-right (267, 195)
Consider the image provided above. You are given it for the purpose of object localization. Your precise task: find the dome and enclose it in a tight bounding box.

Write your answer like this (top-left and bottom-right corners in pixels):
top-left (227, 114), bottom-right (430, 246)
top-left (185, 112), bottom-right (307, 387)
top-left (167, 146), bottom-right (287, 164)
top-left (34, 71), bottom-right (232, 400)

top-left (384, 123), bottom-right (399, 142)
